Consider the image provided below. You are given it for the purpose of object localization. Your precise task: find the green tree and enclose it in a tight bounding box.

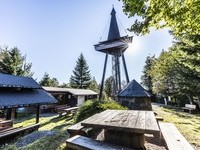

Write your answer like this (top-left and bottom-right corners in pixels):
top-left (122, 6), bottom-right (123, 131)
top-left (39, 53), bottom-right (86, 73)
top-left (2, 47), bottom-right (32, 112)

top-left (150, 39), bottom-right (200, 104)
top-left (59, 83), bottom-right (71, 88)
top-left (0, 47), bottom-right (34, 77)
top-left (70, 53), bottom-right (91, 89)
top-left (88, 77), bottom-right (99, 92)
top-left (150, 50), bottom-right (180, 96)
top-left (104, 76), bottom-right (113, 97)
top-left (141, 55), bottom-right (155, 94)
top-left (171, 35), bottom-right (200, 101)
top-left (120, 0), bottom-right (200, 36)
top-left (39, 73), bottom-right (59, 87)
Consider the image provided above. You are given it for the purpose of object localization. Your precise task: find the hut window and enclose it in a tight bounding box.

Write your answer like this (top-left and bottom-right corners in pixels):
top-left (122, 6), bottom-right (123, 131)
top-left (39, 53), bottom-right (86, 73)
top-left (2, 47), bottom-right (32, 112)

top-left (68, 95), bottom-right (71, 99)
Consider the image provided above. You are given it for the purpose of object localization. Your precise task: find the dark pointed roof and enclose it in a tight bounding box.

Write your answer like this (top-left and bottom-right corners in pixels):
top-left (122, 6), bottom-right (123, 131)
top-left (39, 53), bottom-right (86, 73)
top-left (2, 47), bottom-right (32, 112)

top-left (118, 80), bottom-right (151, 97)
top-left (107, 8), bottom-right (120, 41)
top-left (0, 73), bottom-right (57, 109)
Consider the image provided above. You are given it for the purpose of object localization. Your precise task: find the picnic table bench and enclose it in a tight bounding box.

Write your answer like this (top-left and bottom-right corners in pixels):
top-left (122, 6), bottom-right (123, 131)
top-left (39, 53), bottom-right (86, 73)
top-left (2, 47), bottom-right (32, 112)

top-left (0, 123), bottom-right (40, 143)
top-left (0, 120), bottom-right (13, 131)
top-left (155, 116), bottom-right (164, 122)
top-left (182, 104), bottom-right (196, 114)
top-left (55, 104), bottom-right (69, 112)
top-left (66, 135), bottom-right (133, 150)
top-left (58, 106), bottom-right (78, 117)
top-left (67, 122), bottom-right (87, 137)
top-left (159, 122), bottom-right (194, 150)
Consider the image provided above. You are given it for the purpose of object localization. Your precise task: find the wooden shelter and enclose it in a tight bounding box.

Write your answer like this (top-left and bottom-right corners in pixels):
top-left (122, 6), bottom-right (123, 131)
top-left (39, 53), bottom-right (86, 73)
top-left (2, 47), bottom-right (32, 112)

top-left (118, 79), bottom-right (152, 110)
top-left (43, 87), bottom-right (98, 107)
top-left (0, 73), bottom-right (57, 123)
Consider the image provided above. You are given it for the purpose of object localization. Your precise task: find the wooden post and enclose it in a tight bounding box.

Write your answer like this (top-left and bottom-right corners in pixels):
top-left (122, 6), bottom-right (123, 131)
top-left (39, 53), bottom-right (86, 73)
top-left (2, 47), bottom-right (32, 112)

top-left (36, 105), bottom-right (40, 124)
top-left (99, 53), bottom-right (108, 101)
top-left (121, 53), bottom-right (129, 83)
top-left (11, 108), bottom-right (16, 121)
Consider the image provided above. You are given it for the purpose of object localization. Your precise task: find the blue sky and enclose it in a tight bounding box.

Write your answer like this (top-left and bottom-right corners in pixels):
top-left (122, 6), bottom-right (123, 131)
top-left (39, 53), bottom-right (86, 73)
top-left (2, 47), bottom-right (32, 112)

top-left (0, 0), bottom-right (173, 85)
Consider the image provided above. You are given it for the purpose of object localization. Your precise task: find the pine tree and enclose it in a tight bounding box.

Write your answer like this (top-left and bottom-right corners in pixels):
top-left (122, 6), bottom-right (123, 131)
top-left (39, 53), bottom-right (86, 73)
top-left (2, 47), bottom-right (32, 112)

top-left (141, 55), bottom-right (155, 94)
top-left (0, 47), bottom-right (34, 77)
top-left (39, 72), bottom-right (59, 87)
top-left (70, 53), bottom-right (91, 89)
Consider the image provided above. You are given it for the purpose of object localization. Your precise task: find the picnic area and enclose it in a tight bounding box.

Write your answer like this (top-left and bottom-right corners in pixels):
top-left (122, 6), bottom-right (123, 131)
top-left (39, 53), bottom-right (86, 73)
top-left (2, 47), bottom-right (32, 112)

top-left (0, 0), bottom-right (199, 150)
top-left (0, 102), bottom-right (199, 150)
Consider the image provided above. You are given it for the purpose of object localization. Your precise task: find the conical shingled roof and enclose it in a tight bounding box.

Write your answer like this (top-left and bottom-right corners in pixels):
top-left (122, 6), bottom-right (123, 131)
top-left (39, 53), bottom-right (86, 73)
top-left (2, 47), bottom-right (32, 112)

top-left (107, 7), bottom-right (120, 41)
top-left (118, 80), bottom-right (151, 97)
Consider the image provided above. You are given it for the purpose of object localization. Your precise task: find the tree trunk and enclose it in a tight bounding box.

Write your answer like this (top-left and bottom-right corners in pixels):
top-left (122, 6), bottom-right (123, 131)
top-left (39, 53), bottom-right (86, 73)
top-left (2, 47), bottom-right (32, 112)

top-left (186, 94), bottom-right (194, 104)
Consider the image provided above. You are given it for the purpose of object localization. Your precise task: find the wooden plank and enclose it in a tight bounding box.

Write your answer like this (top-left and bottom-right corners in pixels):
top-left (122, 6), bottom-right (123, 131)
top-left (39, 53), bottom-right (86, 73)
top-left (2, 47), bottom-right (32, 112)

top-left (93, 109), bottom-right (115, 124)
top-left (0, 123), bottom-right (40, 139)
top-left (159, 122), bottom-right (194, 150)
top-left (103, 110), bottom-right (126, 126)
top-left (66, 135), bottom-right (133, 150)
top-left (0, 120), bottom-right (13, 127)
top-left (81, 110), bottom-right (110, 126)
top-left (63, 107), bottom-right (79, 111)
top-left (155, 116), bottom-right (164, 121)
top-left (127, 110), bottom-right (140, 130)
top-left (134, 111), bottom-right (146, 132)
top-left (145, 111), bottom-right (160, 134)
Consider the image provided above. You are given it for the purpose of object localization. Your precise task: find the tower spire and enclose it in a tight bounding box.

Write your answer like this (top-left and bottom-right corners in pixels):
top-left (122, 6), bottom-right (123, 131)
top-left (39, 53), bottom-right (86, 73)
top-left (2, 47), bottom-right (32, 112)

top-left (108, 7), bottom-right (120, 41)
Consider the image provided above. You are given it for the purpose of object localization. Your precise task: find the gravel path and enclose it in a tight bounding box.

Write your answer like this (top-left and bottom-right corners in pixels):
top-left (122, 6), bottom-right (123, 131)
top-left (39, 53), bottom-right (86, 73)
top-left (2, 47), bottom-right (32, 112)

top-left (16, 130), bottom-right (57, 148)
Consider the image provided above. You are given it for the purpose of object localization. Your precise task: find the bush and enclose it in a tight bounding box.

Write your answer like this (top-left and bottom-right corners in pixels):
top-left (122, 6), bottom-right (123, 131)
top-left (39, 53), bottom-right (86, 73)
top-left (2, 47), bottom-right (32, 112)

top-left (74, 99), bottom-right (127, 123)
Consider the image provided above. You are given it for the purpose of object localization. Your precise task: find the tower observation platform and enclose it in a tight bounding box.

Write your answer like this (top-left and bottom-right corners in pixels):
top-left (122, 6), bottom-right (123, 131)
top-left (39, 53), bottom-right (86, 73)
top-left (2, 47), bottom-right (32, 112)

top-left (94, 8), bottom-right (133, 100)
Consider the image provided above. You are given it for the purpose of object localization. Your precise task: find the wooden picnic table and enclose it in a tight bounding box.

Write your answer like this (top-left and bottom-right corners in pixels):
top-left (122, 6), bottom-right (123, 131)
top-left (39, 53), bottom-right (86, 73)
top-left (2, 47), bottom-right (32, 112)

top-left (57, 106), bottom-right (79, 117)
top-left (63, 107), bottom-right (79, 112)
top-left (81, 109), bottom-right (160, 149)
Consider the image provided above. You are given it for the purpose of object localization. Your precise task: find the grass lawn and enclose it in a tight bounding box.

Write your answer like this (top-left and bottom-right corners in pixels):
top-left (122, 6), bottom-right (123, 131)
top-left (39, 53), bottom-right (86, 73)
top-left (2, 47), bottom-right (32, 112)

top-left (1, 113), bottom-right (74, 150)
top-left (1, 105), bottom-right (200, 150)
top-left (153, 103), bottom-right (200, 149)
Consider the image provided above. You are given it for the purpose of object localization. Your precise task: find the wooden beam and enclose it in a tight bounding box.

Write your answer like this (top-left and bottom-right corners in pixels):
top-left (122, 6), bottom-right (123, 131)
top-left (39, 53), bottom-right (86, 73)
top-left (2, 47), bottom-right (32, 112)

top-left (99, 53), bottom-right (108, 101)
top-left (11, 108), bottom-right (15, 121)
top-left (36, 105), bottom-right (40, 124)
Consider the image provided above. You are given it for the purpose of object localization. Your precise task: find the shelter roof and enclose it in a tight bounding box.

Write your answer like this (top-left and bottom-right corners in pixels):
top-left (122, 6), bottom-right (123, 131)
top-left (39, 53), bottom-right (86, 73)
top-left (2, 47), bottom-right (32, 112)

top-left (0, 73), bottom-right (57, 108)
top-left (118, 80), bottom-right (151, 97)
top-left (43, 87), bottom-right (98, 96)
top-left (0, 73), bottom-right (41, 89)
top-left (0, 89), bottom-right (56, 109)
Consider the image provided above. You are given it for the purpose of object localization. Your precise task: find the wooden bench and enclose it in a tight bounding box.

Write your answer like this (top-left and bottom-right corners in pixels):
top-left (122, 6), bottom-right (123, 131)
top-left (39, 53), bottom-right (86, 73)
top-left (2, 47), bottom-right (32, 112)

top-left (66, 135), bottom-right (133, 150)
top-left (67, 122), bottom-right (88, 137)
top-left (55, 104), bottom-right (70, 116)
top-left (159, 122), bottom-right (194, 150)
top-left (41, 104), bottom-right (56, 113)
top-left (0, 120), bottom-right (13, 131)
top-left (182, 104), bottom-right (196, 114)
top-left (0, 126), bottom-right (23, 134)
top-left (55, 104), bottom-right (69, 112)
top-left (155, 116), bottom-right (164, 122)
top-left (0, 123), bottom-right (40, 143)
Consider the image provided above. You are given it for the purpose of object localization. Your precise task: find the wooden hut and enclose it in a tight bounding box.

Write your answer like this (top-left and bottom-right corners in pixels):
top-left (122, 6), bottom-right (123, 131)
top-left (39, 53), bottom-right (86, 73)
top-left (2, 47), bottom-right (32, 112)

top-left (0, 73), bottom-right (57, 123)
top-left (43, 87), bottom-right (98, 107)
top-left (118, 80), bottom-right (152, 110)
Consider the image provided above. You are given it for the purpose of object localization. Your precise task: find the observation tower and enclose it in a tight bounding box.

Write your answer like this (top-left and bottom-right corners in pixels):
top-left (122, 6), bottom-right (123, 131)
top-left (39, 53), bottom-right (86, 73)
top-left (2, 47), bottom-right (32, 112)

top-left (94, 8), bottom-right (133, 100)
